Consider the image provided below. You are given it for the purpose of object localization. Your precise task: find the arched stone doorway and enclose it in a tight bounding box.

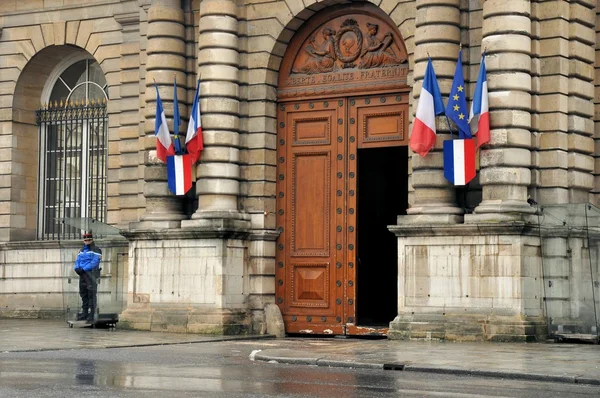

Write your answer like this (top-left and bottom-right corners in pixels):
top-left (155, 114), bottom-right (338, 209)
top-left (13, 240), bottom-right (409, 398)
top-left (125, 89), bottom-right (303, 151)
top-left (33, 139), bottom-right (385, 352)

top-left (276, 3), bottom-right (410, 336)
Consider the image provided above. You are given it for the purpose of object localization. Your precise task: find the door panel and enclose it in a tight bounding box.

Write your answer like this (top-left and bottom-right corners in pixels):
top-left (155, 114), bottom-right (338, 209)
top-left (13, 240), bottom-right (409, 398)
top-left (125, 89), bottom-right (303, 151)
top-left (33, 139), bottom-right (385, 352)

top-left (351, 95), bottom-right (409, 149)
top-left (277, 94), bottom-right (408, 336)
top-left (277, 99), bottom-right (346, 334)
top-left (291, 152), bottom-right (330, 256)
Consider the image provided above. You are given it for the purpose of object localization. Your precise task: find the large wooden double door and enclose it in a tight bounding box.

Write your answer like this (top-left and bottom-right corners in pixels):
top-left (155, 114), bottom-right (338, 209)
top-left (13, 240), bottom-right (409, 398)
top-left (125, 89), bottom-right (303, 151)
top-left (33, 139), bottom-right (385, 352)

top-left (276, 93), bottom-right (408, 335)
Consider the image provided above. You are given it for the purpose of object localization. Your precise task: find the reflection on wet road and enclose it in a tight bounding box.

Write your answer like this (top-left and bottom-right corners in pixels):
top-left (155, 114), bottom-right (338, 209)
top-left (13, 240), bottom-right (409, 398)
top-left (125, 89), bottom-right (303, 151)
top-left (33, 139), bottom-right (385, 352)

top-left (1, 341), bottom-right (599, 397)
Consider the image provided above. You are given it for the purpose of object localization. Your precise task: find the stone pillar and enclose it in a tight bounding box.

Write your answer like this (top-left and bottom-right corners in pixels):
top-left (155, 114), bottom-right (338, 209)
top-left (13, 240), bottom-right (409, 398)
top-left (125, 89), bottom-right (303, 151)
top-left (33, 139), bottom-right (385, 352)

top-left (594, 5), bottom-right (600, 205)
top-left (405, 0), bottom-right (464, 223)
top-left (114, 11), bottom-right (142, 230)
top-left (566, 2), bottom-right (595, 203)
top-left (182, 0), bottom-right (250, 230)
top-left (466, 0), bottom-right (535, 222)
top-left (136, 0), bottom-right (187, 229)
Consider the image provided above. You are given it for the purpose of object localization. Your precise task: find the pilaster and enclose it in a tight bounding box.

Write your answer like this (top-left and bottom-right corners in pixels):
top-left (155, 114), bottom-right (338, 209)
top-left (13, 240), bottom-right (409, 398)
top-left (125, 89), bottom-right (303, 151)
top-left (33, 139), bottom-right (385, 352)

top-left (114, 8), bottom-right (143, 230)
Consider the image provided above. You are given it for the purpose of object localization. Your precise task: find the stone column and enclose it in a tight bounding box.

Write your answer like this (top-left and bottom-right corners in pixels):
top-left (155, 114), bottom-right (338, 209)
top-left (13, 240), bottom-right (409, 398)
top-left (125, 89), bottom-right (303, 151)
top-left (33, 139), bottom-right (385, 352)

top-left (594, 5), bottom-right (600, 205)
top-left (137, 0), bottom-right (187, 229)
top-left (405, 0), bottom-right (464, 223)
top-left (466, 0), bottom-right (535, 222)
top-left (566, 2), bottom-right (595, 203)
top-left (182, 0), bottom-right (250, 230)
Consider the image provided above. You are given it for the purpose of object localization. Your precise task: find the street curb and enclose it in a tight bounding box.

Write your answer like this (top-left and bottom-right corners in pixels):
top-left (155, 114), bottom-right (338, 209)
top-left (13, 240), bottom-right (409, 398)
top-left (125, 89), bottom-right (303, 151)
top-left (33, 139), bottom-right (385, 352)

top-left (2, 335), bottom-right (275, 354)
top-left (254, 355), bottom-right (600, 386)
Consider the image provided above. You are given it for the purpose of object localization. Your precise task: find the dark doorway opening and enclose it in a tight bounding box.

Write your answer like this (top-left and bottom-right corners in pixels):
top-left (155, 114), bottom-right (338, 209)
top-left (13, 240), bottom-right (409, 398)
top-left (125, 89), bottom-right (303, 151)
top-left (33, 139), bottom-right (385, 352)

top-left (356, 146), bottom-right (407, 326)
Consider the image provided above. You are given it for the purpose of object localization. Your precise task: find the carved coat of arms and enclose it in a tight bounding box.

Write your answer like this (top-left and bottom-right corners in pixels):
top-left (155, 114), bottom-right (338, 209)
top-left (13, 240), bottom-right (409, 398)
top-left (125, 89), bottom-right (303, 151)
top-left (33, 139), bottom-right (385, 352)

top-left (292, 19), bottom-right (407, 75)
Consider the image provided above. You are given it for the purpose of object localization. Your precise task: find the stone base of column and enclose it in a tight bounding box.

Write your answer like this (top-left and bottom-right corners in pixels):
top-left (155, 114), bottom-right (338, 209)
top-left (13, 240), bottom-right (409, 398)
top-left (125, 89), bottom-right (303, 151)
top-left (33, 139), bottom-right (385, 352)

top-left (182, 210), bottom-right (251, 231)
top-left (388, 313), bottom-right (547, 342)
top-left (119, 306), bottom-right (249, 334)
top-left (407, 205), bottom-right (465, 216)
top-left (388, 222), bottom-right (547, 342)
top-left (130, 220), bottom-right (183, 230)
top-left (466, 200), bottom-right (536, 224)
top-left (397, 214), bottom-right (463, 225)
top-left (118, 231), bottom-right (253, 334)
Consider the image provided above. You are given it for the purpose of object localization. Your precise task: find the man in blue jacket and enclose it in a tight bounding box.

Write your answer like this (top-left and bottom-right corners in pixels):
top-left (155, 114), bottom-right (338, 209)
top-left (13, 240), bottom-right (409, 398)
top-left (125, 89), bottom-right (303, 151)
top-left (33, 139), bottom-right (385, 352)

top-left (74, 232), bottom-right (102, 322)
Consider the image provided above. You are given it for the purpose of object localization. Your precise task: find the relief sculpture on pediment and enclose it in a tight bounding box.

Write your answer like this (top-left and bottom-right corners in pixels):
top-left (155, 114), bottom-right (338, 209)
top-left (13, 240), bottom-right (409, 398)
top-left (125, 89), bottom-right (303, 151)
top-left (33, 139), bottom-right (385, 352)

top-left (279, 8), bottom-right (409, 99)
top-left (293, 28), bottom-right (338, 74)
top-left (291, 18), bottom-right (406, 75)
top-left (359, 22), bottom-right (405, 69)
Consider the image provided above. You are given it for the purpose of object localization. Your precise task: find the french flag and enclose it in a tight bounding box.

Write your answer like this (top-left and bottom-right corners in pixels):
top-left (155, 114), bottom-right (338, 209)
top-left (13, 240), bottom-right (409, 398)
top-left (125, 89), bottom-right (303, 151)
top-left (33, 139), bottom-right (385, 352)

top-left (154, 85), bottom-right (174, 162)
top-left (185, 79), bottom-right (204, 164)
top-left (167, 154), bottom-right (193, 195)
top-left (409, 58), bottom-right (445, 157)
top-left (443, 139), bottom-right (476, 186)
top-left (469, 53), bottom-right (490, 149)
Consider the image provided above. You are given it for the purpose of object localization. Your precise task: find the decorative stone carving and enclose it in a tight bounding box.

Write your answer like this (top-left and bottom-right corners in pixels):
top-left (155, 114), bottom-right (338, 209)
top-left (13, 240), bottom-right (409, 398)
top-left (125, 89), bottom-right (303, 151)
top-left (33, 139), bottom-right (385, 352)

top-left (292, 19), bottom-right (404, 75)
top-left (334, 19), bottom-right (363, 69)
top-left (358, 22), bottom-right (404, 69)
top-left (292, 28), bottom-right (338, 74)
top-left (279, 10), bottom-right (409, 100)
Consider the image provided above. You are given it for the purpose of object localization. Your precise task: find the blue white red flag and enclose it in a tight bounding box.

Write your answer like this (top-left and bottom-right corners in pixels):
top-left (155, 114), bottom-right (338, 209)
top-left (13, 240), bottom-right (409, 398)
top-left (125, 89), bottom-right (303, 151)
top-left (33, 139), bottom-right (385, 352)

top-left (185, 79), bottom-right (204, 164)
top-left (443, 138), bottom-right (476, 186)
top-left (154, 85), bottom-right (174, 162)
top-left (410, 58), bottom-right (445, 157)
top-left (446, 50), bottom-right (471, 138)
top-left (469, 53), bottom-right (490, 148)
top-left (167, 154), bottom-right (193, 195)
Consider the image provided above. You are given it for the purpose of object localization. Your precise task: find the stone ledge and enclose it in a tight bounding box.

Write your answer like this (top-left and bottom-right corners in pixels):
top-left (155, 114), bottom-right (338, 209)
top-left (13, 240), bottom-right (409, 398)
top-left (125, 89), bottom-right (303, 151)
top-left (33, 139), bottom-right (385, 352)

top-left (388, 314), bottom-right (547, 342)
top-left (0, 236), bottom-right (128, 250)
top-left (0, 309), bottom-right (63, 319)
top-left (388, 221), bottom-right (537, 237)
top-left (122, 224), bottom-right (251, 240)
top-left (119, 307), bottom-right (251, 335)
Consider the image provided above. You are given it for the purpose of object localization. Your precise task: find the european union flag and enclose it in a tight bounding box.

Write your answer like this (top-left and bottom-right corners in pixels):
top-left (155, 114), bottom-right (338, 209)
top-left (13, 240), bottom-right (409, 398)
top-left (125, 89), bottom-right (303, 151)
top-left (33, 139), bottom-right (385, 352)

top-left (445, 50), bottom-right (471, 138)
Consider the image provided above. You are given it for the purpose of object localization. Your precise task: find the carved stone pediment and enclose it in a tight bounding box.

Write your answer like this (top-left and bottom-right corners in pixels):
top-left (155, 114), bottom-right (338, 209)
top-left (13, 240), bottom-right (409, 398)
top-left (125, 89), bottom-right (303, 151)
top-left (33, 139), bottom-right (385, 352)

top-left (279, 5), bottom-right (409, 100)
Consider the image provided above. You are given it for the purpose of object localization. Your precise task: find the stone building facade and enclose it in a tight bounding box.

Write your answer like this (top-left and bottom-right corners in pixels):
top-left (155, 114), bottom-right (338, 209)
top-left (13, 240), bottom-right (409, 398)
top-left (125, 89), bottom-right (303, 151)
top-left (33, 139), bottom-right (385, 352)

top-left (1, 0), bottom-right (599, 340)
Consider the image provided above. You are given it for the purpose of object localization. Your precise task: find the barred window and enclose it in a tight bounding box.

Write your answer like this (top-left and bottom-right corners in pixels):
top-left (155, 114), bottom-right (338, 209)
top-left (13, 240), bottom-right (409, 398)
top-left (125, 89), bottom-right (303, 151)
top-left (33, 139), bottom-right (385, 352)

top-left (36, 59), bottom-right (108, 240)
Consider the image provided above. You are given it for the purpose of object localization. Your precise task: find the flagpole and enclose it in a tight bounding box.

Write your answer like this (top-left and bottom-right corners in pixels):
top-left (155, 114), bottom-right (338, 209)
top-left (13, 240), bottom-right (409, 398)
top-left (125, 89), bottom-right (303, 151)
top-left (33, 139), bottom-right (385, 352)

top-left (173, 74), bottom-right (183, 155)
top-left (445, 115), bottom-right (455, 140)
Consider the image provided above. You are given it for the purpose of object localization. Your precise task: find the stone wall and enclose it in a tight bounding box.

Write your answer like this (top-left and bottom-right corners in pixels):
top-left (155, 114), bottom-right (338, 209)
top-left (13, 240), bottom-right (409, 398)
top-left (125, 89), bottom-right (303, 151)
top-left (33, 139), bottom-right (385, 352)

top-left (389, 224), bottom-right (545, 341)
top-left (119, 234), bottom-right (252, 333)
top-left (538, 205), bottom-right (600, 334)
top-left (0, 239), bottom-right (128, 318)
top-left (0, 0), bottom-right (140, 241)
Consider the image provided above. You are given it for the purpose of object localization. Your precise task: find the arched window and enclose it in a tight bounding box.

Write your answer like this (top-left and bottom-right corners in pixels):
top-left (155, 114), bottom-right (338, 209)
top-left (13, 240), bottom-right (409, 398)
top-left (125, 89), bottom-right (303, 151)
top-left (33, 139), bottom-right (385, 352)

top-left (36, 59), bottom-right (108, 240)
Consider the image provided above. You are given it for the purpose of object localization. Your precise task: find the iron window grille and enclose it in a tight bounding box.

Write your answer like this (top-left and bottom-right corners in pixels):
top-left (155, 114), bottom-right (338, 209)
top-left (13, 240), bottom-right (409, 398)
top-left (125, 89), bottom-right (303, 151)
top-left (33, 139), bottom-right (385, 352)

top-left (36, 100), bottom-right (108, 240)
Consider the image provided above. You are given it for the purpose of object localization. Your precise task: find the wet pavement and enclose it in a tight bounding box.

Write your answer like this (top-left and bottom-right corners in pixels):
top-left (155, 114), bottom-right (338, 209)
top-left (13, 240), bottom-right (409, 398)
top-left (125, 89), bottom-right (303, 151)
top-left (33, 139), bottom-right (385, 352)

top-left (1, 319), bottom-right (600, 387)
top-left (0, 319), bottom-right (272, 352)
top-left (253, 338), bottom-right (600, 385)
top-left (4, 341), bottom-right (598, 397)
